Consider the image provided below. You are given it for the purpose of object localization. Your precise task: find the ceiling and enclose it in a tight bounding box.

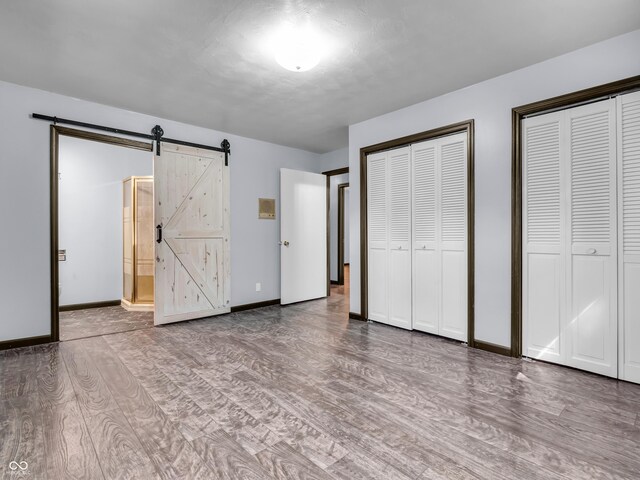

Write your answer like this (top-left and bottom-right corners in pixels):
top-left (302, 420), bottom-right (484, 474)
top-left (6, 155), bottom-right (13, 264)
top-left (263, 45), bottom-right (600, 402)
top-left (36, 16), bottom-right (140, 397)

top-left (1, 1), bottom-right (639, 153)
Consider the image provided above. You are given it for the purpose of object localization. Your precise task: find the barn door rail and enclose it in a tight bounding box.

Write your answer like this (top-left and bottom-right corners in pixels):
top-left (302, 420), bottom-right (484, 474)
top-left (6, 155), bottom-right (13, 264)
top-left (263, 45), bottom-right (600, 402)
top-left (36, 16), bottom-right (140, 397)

top-left (31, 113), bottom-right (231, 164)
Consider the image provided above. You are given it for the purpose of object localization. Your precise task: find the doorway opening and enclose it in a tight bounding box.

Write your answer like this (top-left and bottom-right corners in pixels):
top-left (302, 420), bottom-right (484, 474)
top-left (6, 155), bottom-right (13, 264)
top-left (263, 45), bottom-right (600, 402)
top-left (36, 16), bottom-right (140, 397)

top-left (323, 167), bottom-right (350, 304)
top-left (53, 126), bottom-right (155, 341)
top-left (337, 182), bottom-right (350, 295)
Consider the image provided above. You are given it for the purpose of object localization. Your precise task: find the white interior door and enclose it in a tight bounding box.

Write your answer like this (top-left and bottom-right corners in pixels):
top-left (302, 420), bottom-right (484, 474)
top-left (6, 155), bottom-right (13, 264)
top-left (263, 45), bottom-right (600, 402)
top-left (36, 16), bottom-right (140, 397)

top-left (523, 100), bottom-right (617, 378)
top-left (522, 111), bottom-right (564, 363)
top-left (367, 147), bottom-right (412, 329)
top-left (438, 134), bottom-right (468, 341)
top-left (154, 143), bottom-right (230, 325)
top-left (388, 147), bottom-right (412, 329)
top-left (565, 100), bottom-right (617, 377)
top-left (411, 133), bottom-right (468, 341)
top-left (367, 152), bottom-right (389, 323)
top-left (412, 140), bottom-right (438, 334)
top-left (618, 91), bottom-right (640, 383)
top-left (280, 168), bottom-right (327, 305)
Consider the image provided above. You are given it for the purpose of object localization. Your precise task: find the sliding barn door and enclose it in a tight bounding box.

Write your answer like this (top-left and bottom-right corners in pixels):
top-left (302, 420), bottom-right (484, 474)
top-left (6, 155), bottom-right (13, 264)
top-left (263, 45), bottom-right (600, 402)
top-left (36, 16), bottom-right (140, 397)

top-left (154, 143), bottom-right (230, 325)
top-left (523, 100), bottom-right (617, 377)
top-left (618, 91), bottom-right (640, 383)
top-left (412, 133), bottom-right (468, 341)
top-left (367, 147), bottom-right (411, 329)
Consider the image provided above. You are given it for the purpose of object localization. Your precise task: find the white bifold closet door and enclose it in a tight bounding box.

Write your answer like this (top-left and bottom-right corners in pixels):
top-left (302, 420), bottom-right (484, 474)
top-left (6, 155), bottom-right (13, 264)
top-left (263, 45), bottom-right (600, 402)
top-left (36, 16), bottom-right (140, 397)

top-left (412, 133), bottom-right (468, 341)
top-left (523, 99), bottom-right (618, 377)
top-left (367, 147), bottom-right (412, 329)
top-left (618, 90), bottom-right (640, 383)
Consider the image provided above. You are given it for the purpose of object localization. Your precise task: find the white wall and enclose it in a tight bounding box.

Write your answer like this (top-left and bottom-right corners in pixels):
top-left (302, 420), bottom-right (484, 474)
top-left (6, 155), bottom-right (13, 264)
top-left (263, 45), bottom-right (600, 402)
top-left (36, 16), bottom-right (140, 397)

top-left (318, 147), bottom-right (349, 172)
top-left (329, 173), bottom-right (349, 282)
top-left (58, 136), bottom-right (153, 305)
top-left (349, 29), bottom-right (640, 347)
top-left (0, 80), bottom-right (322, 342)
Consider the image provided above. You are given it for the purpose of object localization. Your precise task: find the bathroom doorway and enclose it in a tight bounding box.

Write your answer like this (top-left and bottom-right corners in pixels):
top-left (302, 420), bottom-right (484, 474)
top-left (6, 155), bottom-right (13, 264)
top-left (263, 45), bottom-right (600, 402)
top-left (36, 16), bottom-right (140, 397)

top-left (54, 127), bottom-right (155, 341)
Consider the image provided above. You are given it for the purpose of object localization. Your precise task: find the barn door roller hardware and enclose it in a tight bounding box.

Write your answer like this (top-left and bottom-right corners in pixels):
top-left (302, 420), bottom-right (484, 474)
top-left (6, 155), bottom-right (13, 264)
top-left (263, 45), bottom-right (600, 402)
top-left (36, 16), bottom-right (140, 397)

top-left (31, 113), bottom-right (231, 164)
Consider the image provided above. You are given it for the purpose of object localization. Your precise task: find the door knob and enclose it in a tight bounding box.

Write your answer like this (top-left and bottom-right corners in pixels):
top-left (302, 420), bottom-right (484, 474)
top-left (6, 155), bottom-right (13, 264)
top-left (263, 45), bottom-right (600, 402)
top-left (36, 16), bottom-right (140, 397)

top-left (587, 248), bottom-right (597, 255)
top-left (283, 241), bottom-right (290, 247)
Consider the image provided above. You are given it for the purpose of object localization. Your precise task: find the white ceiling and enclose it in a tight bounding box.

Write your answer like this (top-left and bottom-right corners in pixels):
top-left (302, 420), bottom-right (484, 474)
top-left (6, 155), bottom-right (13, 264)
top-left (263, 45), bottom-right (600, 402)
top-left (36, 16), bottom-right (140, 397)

top-left (1, 1), bottom-right (639, 152)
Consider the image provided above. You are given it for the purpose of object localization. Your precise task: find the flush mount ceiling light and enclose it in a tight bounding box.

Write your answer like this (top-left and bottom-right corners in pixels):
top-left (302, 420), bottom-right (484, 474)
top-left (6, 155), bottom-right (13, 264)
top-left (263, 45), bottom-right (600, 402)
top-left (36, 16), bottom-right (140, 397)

top-left (272, 24), bottom-right (324, 72)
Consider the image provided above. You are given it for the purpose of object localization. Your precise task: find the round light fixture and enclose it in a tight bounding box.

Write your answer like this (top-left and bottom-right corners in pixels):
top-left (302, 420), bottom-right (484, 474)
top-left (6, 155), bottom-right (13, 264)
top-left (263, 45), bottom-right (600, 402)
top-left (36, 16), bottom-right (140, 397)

top-left (273, 24), bottom-right (323, 72)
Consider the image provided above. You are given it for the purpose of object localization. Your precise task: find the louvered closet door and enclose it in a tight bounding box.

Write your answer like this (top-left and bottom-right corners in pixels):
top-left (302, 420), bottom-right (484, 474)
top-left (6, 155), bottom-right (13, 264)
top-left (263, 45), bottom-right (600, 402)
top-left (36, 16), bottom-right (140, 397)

top-left (566, 100), bottom-right (617, 377)
top-left (388, 147), bottom-right (412, 329)
top-left (618, 91), bottom-right (640, 383)
top-left (438, 134), bottom-right (468, 341)
top-left (412, 140), bottom-right (438, 334)
top-left (523, 100), bottom-right (617, 377)
top-left (367, 151), bottom-right (389, 323)
top-left (522, 112), bottom-right (564, 363)
top-left (412, 133), bottom-right (468, 340)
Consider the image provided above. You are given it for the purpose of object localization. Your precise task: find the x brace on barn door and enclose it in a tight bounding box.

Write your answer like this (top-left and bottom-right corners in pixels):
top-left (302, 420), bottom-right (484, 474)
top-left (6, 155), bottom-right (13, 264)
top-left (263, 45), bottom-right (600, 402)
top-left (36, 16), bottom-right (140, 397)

top-left (31, 113), bottom-right (231, 165)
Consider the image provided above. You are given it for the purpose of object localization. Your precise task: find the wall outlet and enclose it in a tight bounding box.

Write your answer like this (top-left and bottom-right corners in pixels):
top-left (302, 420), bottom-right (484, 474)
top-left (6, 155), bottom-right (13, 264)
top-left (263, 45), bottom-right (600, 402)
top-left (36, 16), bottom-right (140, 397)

top-left (256, 282), bottom-right (261, 292)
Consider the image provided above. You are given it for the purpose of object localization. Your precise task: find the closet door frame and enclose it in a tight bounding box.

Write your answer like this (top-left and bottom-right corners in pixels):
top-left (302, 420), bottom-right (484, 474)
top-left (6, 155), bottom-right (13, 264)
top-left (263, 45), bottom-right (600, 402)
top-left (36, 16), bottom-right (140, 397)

top-left (512, 74), bottom-right (640, 359)
top-left (359, 119), bottom-right (477, 347)
top-left (49, 126), bottom-right (154, 343)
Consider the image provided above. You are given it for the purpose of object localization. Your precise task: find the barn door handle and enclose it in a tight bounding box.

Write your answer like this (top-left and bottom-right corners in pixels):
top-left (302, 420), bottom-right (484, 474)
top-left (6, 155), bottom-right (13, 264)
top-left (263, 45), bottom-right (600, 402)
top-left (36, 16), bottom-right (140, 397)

top-left (156, 224), bottom-right (163, 243)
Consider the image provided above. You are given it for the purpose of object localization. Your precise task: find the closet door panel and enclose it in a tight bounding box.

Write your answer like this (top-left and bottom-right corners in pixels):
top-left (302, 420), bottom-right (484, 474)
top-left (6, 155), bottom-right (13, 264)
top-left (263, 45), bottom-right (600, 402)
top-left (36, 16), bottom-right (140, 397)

top-left (388, 147), bottom-right (412, 329)
top-left (619, 91), bottom-right (640, 383)
top-left (440, 250), bottom-right (467, 341)
top-left (389, 250), bottom-right (412, 329)
top-left (566, 100), bottom-right (617, 377)
top-left (368, 248), bottom-right (388, 322)
top-left (439, 134), bottom-right (468, 340)
top-left (522, 113), bottom-right (564, 363)
top-left (622, 261), bottom-right (640, 382)
top-left (367, 152), bottom-right (388, 322)
top-left (412, 141), bottom-right (438, 333)
top-left (526, 253), bottom-right (562, 360)
top-left (413, 250), bottom-right (438, 333)
top-left (571, 257), bottom-right (613, 364)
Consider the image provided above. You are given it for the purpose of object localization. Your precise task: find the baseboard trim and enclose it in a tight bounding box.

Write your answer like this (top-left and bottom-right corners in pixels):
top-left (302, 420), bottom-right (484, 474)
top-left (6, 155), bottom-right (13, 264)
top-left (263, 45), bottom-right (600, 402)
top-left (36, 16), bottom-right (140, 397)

top-left (230, 299), bottom-right (280, 313)
top-left (348, 312), bottom-right (365, 321)
top-left (473, 340), bottom-right (512, 357)
top-left (59, 300), bottom-right (121, 312)
top-left (0, 335), bottom-right (52, 351)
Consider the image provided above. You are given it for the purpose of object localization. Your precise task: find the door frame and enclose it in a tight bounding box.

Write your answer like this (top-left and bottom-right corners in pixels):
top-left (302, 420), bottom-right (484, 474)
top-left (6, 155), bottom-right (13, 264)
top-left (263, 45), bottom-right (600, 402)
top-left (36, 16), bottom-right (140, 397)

top-left (322, 167), bottom-right (349, 295)
top-left (359, 120), bottom-right (477, 348)
top-left (49, 125), bottom-right (153, 342)
top-left (338, 182), bottom-right (349, 285)
top-left (511, 75), bottom-right (640, 358)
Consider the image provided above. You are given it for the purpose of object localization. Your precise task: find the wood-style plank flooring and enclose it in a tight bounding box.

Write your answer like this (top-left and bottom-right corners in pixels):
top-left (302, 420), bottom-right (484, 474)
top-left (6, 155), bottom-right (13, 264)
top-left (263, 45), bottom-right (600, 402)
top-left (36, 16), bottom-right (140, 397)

top-left (59, 305), bottom-right (154, 341)
top-left (3, 286), bottom-right (640, 479)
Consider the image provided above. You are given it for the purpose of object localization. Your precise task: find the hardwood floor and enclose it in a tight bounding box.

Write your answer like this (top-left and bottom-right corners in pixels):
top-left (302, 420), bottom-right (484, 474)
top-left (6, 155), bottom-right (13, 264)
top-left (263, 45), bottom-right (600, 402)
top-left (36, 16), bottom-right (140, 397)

top-left (59, 305), bottom-right (154, 341)
top-left (2, 289), bottom-right (640, 479)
